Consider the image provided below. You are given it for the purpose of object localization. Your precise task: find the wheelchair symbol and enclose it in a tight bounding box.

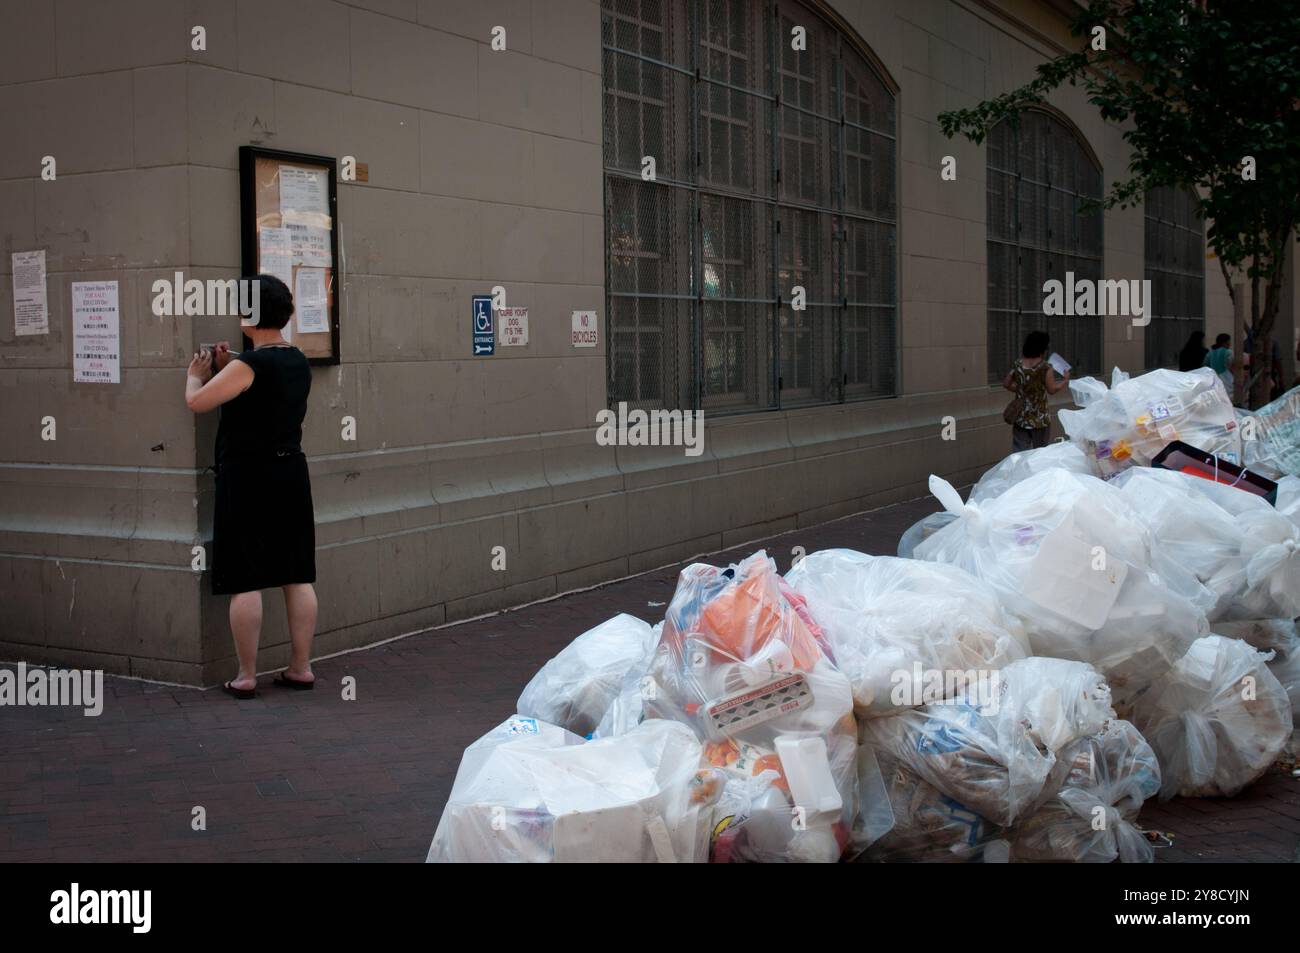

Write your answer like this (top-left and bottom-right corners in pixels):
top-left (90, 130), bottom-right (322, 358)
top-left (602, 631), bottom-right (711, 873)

top-left (474, 299), bottom-right (492, 332)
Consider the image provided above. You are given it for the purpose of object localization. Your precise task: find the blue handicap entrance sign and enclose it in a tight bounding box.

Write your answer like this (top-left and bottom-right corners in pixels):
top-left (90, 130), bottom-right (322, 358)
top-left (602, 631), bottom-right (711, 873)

top-left (472, 295), bottom-right (494, 356)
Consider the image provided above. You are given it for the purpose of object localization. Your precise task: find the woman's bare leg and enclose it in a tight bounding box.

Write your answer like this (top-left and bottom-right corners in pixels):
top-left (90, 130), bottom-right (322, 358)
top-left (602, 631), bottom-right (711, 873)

top-left (282, 583), bottom-right (317, 682)
top-left (229, 591), bottom-right (263, 690)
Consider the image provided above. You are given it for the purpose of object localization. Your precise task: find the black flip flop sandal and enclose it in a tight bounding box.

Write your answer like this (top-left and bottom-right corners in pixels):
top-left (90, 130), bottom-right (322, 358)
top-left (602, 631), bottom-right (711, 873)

top-left (223, 680), bottom-right (256, 699)
top-left (273, 671), bottom-right (315, 690)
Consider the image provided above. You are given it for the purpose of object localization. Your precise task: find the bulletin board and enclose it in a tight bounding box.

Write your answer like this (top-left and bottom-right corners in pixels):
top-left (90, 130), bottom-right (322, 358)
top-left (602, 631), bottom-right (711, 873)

top-left (238, 146), bottom-right (341, 365)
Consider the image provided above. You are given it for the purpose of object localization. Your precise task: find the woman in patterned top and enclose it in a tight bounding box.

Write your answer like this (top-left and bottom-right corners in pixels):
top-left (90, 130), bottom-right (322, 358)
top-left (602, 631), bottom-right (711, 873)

top-left (1002, 330), bottom-right (1070, 451)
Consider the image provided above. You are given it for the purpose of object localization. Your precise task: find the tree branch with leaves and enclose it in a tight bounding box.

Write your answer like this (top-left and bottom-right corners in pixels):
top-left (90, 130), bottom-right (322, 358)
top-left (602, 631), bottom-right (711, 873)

top-left (940, 0), bottom-right (1300, 408)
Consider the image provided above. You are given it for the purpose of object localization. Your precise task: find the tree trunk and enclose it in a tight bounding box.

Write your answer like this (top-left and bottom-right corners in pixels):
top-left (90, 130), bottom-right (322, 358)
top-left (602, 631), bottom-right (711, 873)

top-left (1250, 225), bottom-right (1295, 409)
top-left (1251, 271), bottom-right (1284, 409)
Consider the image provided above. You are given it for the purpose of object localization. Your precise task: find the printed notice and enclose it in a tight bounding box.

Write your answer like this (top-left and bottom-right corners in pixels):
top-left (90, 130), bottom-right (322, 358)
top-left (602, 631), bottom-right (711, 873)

top-left (285, 222), bottom-right (332, 268)
top-left (257, 227), bottom-right (294, 325)
top-left (71, 281), bottom-right (120, 384)
top-left (295, 267), bottom-right (329, 334)
top-left (498, 306), bottom-right (528, 346)
top-left (12, 250), bottom-right (49, 336)
top-left (571, 310), bottom-right (598, 348)
top-left (279, 165), bottom-right (329, 217)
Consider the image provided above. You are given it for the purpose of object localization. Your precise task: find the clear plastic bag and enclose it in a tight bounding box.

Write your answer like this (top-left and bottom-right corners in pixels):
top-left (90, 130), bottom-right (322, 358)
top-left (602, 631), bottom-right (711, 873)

top-left (897, 511), bottom-right (958, 558)
top-left (969, 440), bottom-right (1093, 504)
top-left (517, 614), bottom-right (660, 737)
top-left (998, 657), bottom-right (1115, 753)
top-left (1126, 467), bottom-right (1300, 621)
top-left (915, 470), bottom-right (1210, 713)
top-left (1241, 384), bottom-right (1300, 478)
top-left (1009, 720), bottom-right (1161, 863)
top-left (1111, 467), bottom-right (1249, 621)
top-left (859, 657), bottom-right (1115, 855)
top-left (1215, 618), bottom-right (1300, 724)
top-left (785, 549), bottom-right (1028, 718)
top-left (1131, 635), bottom-right (1294, 799)
top-left (863, 748), bottom-right (1005, 862)
top-left (1276, 475), bottom-right (1300, 524)
top-left (859, 698), bottom-right (1055, 828)
top-left (427, 717), bottom-right (719, 863)
top-left (642, 550), bottom-right (858, 862)
top-left (1059, 367), bottom-right (1242, 479)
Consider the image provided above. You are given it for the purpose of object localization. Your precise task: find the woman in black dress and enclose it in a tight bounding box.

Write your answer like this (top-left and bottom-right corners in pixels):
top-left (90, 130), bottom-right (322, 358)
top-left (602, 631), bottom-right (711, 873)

top-left (185, 274), bottom-right (317, 699)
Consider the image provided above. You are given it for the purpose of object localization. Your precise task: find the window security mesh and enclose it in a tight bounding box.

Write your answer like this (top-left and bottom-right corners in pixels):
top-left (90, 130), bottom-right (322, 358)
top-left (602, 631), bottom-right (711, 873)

top-left (602, 0), bottom-right (897, 412)
top-left (986, 112), bottom-right (1103, 382)
top-left (1144, 185), bottom-right (1205, 369)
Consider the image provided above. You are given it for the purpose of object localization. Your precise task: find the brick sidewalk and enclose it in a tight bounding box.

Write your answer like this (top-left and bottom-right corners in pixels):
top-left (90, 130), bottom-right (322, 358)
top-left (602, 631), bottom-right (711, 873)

top-left (1, 494), bottom-right (1297, 862)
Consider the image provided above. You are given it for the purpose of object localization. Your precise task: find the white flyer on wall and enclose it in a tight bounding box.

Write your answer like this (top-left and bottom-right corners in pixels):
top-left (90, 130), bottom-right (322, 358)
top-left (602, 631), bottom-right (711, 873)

top-left (11, 250), bottom-right (48, 336)
top-left (295, 267), bottom-right (329, 334)
top-left (71, 280), bottom-right (120, 384)
top-left (257, 227), bottom-right (295, 326)
top-left (279, 165), bottom-right (329, 217)
top-left (285, 222), bottom-right (332, 268)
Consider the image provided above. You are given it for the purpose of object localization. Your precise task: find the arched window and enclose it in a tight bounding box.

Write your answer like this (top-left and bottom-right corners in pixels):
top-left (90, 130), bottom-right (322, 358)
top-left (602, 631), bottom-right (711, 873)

top-left (602, 0), bottom-right (897, 413)
top-left (986, 111), bottom-right (1103, 381)
top-left (1144, 186), bottom-right (1205, 369)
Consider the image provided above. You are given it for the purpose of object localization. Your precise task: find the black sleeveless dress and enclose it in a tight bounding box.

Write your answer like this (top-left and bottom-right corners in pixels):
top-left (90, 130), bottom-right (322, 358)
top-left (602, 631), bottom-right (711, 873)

top-left (210, 345), bottom-right (316, 595)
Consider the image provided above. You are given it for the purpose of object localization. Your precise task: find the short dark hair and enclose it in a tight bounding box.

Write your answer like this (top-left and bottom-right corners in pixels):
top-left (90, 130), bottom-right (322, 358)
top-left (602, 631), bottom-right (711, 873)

top-left (1023, 330), bottom-right (1050, 358)
top-left (1215, 333), bottom-right (1231, 346)
top-left (253, 274), bottom-right (293, 330)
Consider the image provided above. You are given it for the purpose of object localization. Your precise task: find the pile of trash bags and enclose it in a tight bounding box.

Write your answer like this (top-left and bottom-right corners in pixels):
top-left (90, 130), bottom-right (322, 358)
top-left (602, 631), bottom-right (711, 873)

top-left (430, 366), bottom-right (1297, 863)
top-left (914, 468), bottom-right (1212, 714)
top-left (1059, 367), bottom-right (1242, 479)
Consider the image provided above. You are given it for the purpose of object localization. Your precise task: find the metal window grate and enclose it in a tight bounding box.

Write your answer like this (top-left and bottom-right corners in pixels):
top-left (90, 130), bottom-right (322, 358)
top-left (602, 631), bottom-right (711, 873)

top-left (986, 112), bottom-right (1103, 382)
top-left (1143, 185), bottom-right (1205, 369)
top-left (602, 0), bottom-right (897, 413)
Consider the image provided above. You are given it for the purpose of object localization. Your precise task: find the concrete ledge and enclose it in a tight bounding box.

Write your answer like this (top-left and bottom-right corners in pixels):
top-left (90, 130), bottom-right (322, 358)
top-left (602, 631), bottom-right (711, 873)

top-left (4, 389), bottom-right (1019, 684)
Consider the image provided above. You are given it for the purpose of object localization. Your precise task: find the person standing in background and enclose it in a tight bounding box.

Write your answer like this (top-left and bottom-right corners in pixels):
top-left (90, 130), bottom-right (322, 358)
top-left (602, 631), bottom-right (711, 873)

top-left (1204, 332), bottom-right (1234, 395)
top-left (1002, 330), bottom-right (1070, 452)
top-left (1178, 330), bottom-right (1208, 371)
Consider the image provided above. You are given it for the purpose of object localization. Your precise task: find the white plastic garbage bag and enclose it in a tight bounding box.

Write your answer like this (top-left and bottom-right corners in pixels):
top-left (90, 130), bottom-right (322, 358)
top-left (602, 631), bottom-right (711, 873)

top-left (969, 440), bottom-right (1093, 504)
top-left (593, 663), bottom-right (654, 739)
top-left (859, 697), bottom-right (1055, 828)
top-left (642, 551), bottom-right (858, 861)
top-left (517, 614), bottom-right (660, 737)
top-left (1216, 618), bottom-right (1300, 722)
top-left (897, 511), bottom-right (958, 558)
top-left (1241, 384), bottom-right (1300, 478)
top-left (998, 657), bottom-right (1115, 753)
top-left (427, 717), bottom-right (718, 863)
top-left (1111, 467), bottom-right (1249, 620)
top-left (708, 743), bottom-right (857, 863)
top-left (1276, 475), bottom-right (1300, 524)
top-left (859, 657), bottom-right (1115, 858)
top-left (1009, 720), bottom-right (1161, 863)
top-left (915, 469), bottom-right (1211, 712)
top-left (864, 748), bottom-right (1005, 862)
top-left (1125, 467), bottom-right (1300, 621)
top-left (849, 742), bottom-right (896, 856)
top-left (1131, 635), bottom-right (1293, 799)
top-left (785, 549), bottom-right (1028, 718)
top-left (1059, 367), bottom-right (1242, 479)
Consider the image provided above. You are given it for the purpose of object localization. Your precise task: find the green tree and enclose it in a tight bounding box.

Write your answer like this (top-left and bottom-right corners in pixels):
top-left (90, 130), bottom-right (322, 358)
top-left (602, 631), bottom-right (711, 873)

top-left (939, 0), bottom-right (1300, 408)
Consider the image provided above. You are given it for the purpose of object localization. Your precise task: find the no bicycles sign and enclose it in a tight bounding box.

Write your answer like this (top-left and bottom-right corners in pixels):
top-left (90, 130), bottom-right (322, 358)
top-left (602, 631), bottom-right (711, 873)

top-left (571, 310), bottom-right (597, 348)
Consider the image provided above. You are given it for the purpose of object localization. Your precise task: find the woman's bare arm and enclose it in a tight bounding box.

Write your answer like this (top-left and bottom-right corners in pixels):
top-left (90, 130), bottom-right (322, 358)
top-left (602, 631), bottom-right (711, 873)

top-left (1045, 367), bottom-right (1071, 396)
top-left (186, 352), bottom-right (254, 413)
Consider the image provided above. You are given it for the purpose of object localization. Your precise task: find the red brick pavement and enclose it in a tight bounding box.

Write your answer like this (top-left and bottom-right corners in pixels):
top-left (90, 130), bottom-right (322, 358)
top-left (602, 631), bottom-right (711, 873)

top-left (1, 495), bottom-right (1297, 862)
